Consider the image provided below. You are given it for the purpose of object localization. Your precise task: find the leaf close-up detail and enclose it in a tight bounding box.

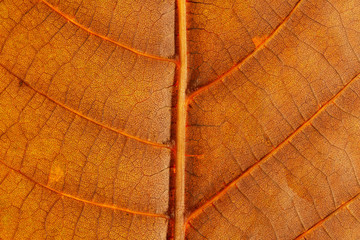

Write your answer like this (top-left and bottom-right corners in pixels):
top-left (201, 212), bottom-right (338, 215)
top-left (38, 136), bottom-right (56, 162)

top-left (1, 0), bottom-right (360, 239)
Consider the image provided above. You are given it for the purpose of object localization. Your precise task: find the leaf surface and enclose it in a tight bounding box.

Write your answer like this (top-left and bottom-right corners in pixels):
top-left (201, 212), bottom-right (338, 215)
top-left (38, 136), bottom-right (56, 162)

top-left (186, 0), bottom-right (360, 239)
top-left (1, 0), bottom-right (360, 239)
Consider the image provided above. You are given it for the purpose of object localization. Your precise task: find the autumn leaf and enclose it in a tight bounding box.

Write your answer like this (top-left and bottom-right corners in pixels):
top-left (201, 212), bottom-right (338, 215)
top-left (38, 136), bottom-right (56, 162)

top-left (1, 0), bottom-right (360, 239)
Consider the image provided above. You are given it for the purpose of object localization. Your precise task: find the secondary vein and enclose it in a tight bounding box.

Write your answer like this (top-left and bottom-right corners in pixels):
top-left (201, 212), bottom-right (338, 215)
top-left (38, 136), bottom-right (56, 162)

top-left (40, 0), bottom-right (178, 65)
top-left (186, 0), bottom-right (304, 104)
top-left (0, 160), bottom-right (169, 219)
top-left (0, 64), bottom-right (169, 149)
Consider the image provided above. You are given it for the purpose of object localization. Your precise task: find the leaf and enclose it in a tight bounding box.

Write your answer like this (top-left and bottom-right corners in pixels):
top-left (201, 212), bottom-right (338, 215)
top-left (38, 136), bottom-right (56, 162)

top-left (1, 0), bottom-right (360, 239)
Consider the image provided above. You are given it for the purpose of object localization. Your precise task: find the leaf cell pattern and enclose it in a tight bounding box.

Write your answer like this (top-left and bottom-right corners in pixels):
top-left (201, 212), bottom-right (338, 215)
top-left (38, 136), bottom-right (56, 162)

top-left (1, 0), bottom-right (360, 239)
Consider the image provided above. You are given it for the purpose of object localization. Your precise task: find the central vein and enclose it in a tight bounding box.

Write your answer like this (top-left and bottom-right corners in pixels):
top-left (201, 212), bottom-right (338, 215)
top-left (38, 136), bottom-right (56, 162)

top-left (175, 0), bottom-right (188, 239)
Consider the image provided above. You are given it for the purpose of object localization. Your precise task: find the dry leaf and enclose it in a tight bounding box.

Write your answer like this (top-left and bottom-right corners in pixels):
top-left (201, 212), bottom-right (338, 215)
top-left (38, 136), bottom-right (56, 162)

top-left (1, 0), bottom-right (360, 239)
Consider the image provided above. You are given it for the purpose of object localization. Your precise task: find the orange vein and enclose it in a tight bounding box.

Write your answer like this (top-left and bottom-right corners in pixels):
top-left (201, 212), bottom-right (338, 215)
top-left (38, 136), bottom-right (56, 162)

top-left (175, 0), bottom-right (188, 239)
top-left (0, 160), bottom-right (169, 219)
top-left (0, 64), bottom-right (170, 149)
top-left (186, 72), bottom-right (360, 224)
top-left (186, 0), bottom-right (303, 104)
top-left (39, 0), bottom-right (178, 65)
top-left (294, 192), bottom-right (360, 239)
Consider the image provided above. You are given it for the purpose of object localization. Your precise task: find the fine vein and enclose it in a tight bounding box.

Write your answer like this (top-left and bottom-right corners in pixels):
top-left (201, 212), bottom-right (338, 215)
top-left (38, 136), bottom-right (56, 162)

top-left (40, 0), bottom-right (178, 64)
top-left (186, 71), bottom-right (360, 224)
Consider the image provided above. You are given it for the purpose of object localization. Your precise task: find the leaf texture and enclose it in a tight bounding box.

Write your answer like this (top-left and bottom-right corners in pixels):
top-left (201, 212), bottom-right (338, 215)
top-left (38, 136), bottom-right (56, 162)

top-left (1, 0), bottom-right (360, 239)
top-left (0, 0), bottom-right (174, 239)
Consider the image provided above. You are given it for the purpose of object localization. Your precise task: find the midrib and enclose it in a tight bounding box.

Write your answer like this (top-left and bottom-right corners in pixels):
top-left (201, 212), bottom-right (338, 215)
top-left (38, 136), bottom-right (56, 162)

top-left (175, 0), bottom-right (188, 239)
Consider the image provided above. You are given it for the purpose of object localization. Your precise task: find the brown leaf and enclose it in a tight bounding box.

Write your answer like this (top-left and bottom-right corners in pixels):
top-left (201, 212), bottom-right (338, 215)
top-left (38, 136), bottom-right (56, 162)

top-left (1, 0), bottom-right (360, 239)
